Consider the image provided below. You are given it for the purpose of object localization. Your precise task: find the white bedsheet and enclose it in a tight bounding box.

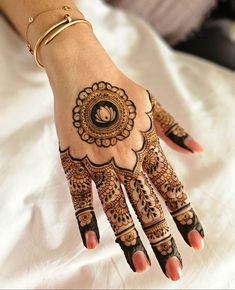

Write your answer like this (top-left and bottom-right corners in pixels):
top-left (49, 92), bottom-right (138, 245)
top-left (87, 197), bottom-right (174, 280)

top-left (0, 0), bottom-right (235, 289)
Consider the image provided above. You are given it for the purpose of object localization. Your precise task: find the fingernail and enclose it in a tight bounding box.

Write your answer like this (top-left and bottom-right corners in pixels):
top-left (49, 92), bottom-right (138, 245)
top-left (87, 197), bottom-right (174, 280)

top-left (132, 251), bottom-right (150, 273)
top-left (185, 138), bottom-right (204, 153)
top-left (165, 257), bottom-right (182, 281)
top-left (85, 231), bottom-right (98, 249)
top-left (188, 230), bottom-right (204, 251)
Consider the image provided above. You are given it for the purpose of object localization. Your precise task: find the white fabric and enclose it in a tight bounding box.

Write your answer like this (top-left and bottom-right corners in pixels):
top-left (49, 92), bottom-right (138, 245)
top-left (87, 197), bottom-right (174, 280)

top-left (0, 0), bottom-right (235, 288)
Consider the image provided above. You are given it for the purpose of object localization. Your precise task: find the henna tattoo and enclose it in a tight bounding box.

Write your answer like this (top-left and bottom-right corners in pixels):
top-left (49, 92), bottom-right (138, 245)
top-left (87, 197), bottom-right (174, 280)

top-left (123, 172), bottom-right (182, 276)
top-left (73, 82), bottom-right (136, 147)
top-left (60, 84), bottom-right (157, 271)
top-left (82, 162), bottom-right (151, 270)
top-left (143, 147), bottom-right (204, 246)
top-left (152, 236), bottom-right (181, 274)
top-left (59, 82), bottom-right (204, 274)
top-left (87, 165), bottom-right (133, 237)
top-left (71, 90), bottom-right (157, 178)
top-left (172, 207), bottom-right (205, 242)
top-left (60, 149), bottom-right (100, 248)
top-left (59, 119), bottom-right (156, 269)
top-left (116, 235), bottom-right (150, 272)
top-left (148, 91), bottom-right (193, 152)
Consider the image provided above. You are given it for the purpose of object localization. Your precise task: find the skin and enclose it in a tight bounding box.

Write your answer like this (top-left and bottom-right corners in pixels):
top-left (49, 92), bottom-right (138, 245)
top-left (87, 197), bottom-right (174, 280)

top-left (1, 0), bottom-right (204, 281)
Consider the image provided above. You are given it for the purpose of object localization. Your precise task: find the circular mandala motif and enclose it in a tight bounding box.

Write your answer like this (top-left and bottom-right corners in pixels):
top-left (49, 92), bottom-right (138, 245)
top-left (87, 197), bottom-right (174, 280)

top-left (72, 82), bottom-right (136, 147)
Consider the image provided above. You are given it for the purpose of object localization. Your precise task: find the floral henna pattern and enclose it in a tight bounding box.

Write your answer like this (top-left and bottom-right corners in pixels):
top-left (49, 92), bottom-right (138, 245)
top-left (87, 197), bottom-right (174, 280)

top-left (78, 212), bottom-right (93, 227)
top-left (60, 87), bottom-right (157, 271)
top-left (157, 238), bottom-right (173, 255)
top-left (143, 147), bottom-right (204, 246)
top-left (72, 82), bottom-right (136, 147)
top-left (148, 91), bottom-right (193, 152)
top-left (60, 146), bottom-right (150, 270)
top-left (88, 165), bottom-right (133, 236)
top-left (123, 172), bottom-right (182, 276)
top-left (152, 236), bottom-right (182, 275)
top-left (59, 82), bottom-right (204, 274)
top-left (120, 229), bottom-right (138, 246)
top-left (82, 162), bottom-right (150, 271)
top-left (116, 235), bottom-right (150, 272)
top-left (172, 207), bottom-right (204, 244)
top-left (60, 149), bottom-right (100, 248)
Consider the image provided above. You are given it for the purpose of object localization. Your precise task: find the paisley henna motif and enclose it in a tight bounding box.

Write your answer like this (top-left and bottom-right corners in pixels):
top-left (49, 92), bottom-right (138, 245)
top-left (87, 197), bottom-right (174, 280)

top-left (60, 149), bottom-right (100, 248)
top-left (59, 82), bottom-right (204, 275)
top-left (84, 162), bottom-right (150, 271)
top-left (123, 171), bottom-right (182, 276)
top-left (143, 147), bottom-right (204, 245)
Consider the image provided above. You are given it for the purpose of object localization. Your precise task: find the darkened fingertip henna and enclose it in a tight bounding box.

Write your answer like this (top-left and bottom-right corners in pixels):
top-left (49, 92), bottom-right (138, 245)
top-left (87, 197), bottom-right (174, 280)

top-left (151, 236), bottom-right (183, 277)
top-left (59, 82), bottom-right (202, 274)
top-left (116, 235), bottom-right (151, 272)
top-left (122, 171), bottom-right (183, 276)
top-left (143, 143), bottom-right (205, 249)
top-left (172, 208), bottom-right (204, 246)
top-left (75, 209), bottom-right (100, 248)
top-left (165, 127), bottom-right (193, 153)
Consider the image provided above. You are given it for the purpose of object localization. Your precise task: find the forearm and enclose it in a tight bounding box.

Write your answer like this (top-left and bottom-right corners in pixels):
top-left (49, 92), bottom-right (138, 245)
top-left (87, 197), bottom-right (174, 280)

top-left (0, 0), bottom-right (85, 50)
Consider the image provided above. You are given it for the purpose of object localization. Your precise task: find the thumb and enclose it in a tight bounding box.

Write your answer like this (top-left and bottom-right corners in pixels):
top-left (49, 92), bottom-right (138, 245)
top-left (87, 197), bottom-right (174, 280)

top-left (149, 92), bottom-right (203, 154)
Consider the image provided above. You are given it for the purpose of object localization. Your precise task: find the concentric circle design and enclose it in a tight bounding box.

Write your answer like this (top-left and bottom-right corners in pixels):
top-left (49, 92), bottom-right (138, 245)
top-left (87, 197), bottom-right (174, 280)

top-left (72, 82), bottom-right (136, 147)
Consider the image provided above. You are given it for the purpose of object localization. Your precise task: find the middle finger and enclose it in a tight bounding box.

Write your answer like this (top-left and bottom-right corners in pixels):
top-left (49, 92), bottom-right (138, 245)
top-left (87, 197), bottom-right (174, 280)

top-left (122, 170), bottom-right (182, 277)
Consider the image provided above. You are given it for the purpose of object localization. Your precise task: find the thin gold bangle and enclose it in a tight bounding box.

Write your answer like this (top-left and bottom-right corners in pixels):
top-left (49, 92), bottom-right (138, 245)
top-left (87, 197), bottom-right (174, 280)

top-left (26, 5), bottom-right (73, 53)
top-left (34, 16), bottom-right (93, 69)
top-left (44, 19), bottom-right (92, 45)
top-left (33, 14), bottom-right (72, 68)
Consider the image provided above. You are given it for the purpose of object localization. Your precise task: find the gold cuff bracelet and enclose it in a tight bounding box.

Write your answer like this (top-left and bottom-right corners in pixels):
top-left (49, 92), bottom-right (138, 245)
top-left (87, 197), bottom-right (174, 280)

top-left (32, 14), bottom-right (92, 68)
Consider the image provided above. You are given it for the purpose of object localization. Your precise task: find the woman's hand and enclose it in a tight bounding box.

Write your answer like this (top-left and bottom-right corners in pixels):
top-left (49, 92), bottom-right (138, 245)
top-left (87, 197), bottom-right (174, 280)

top-left (41, 25), bottom-right (204, 280)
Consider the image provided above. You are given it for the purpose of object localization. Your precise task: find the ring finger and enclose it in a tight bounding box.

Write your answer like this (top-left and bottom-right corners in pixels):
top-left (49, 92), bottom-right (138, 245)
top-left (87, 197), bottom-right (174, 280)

top-left (143, 143), bottom-right (204, 250)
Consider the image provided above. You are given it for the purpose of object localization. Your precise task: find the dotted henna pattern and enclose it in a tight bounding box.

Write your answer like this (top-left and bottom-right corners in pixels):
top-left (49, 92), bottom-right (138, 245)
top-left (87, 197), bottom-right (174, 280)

top-left (60, 149), bottom-right (100, 248)
top-left (72, 81), bottom-right (136, 147)
top-left (59, 82), bottom-right (204, 276)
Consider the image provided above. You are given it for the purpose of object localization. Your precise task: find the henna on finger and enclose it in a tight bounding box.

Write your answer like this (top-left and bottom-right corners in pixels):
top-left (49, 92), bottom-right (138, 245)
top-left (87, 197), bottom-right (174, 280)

top-left (122, 171), bottom-right (182, 276)
top-left (59, 81), bottom-right (203, 274)
top-left (143, 146), bottom-right (204, 246)
top-left (62, 82), bottom-right (155, 271)
top-left (82, 162), bottom-right (150, 272)
top-left (148, 92), bottom-right (194, 152)
top-left (60, 145), bottom-right (150, 269)
top-left (60, 148), bottom-right (100, 248)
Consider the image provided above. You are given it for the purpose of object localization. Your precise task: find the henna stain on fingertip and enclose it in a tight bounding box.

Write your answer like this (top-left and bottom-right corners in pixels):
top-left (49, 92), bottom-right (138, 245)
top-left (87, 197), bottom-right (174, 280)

top-left (116, 235), bottom-right (151, 272)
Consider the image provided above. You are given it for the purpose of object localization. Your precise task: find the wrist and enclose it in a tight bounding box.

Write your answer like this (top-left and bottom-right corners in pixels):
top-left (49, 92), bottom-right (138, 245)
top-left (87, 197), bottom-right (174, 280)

top-left (33, 15), bottom-right (120, 95)
top-left (27, 6), bottom-right (94, 69)
top-left (27, 7), bottom-right (85, 49)
top-left (38, 25), bottom-right (119, 94)
top-left (39, 22), bottom-right (95, 67)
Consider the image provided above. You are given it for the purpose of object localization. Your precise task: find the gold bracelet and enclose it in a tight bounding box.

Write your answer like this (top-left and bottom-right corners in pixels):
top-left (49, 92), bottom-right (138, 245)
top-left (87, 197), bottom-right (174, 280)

top-left (33, 14), bottom-right (71, 68)
top-left (26, 5), bottom-right (74, 53)
top-left (33, 15), bottom-right (93, 69)
top-left (44, 19), bottom-right (92, 45)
